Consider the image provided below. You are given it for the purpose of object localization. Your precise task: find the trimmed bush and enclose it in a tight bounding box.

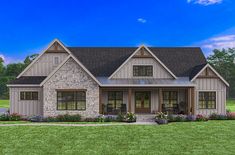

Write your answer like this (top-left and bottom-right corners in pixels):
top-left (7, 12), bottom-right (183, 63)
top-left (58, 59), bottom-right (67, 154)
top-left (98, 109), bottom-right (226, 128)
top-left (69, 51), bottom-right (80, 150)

top-left (209, 113), bottom-right (227, 120)
top-left (123, 112), bottom-right (136, 123)
top-left (0, 114), bottom-right (9, 121)
top-left (227, 113), bottom-right (235, 120)
top-left (9, 113), bottom-right (22, 121)
top-left (96, 115), bottom-right (105, 122)
top-left (28, 115), bottom-right (44, 122)
top-left (168, 114), bottom-right (187, 122)
top-left (186, 115), bottom-right (196, 121)
top-left (56, 114), bottom-right (81, 122)
top-left (196, 114), bottom-right (208, 121)
top-left (116, 113), bottom-right (125, 122)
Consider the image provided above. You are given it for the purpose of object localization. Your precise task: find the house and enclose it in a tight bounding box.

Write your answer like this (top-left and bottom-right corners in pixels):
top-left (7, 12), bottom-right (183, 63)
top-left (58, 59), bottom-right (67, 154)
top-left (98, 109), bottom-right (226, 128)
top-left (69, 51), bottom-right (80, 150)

top-left (7, 39), bottom-right (229, 118)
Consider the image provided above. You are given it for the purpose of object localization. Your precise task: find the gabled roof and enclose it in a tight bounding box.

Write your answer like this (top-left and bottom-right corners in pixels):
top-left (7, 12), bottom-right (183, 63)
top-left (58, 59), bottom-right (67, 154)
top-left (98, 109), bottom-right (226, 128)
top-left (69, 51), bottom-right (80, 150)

top-left (190, 63), bottom-right (229, 86)
top-left (68, 47), bottom-right (207, 77)
top-left (108, 46), bottom-right (177, 79)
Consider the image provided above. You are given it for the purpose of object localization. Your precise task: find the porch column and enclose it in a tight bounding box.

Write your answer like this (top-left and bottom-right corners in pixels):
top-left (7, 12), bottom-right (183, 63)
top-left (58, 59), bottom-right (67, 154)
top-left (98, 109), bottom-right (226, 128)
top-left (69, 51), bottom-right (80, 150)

top-left (158, 88), bottom-right (162, 112)
top-left (187, 88), bottom-right (191, 115)
top-left (128, 88), bottom-right (132, 112)
top-left (191, 87), bottom-right (195, 115)
top-left (99, 87), bottom-right (103, 114)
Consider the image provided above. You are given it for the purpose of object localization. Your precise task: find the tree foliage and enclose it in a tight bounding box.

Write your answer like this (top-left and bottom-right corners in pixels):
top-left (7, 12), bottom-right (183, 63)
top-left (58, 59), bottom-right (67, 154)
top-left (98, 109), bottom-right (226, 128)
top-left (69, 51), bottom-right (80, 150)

top-left (207, 48), bottom-right (235, 98)
top-left (0, 54), bottom-right (38, 99)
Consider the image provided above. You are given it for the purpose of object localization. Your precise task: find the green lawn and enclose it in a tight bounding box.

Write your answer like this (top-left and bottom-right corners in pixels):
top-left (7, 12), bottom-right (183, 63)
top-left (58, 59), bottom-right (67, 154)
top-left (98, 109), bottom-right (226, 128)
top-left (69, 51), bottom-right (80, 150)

top-left (0, 121), bottom-right (235, 155)
top-left (0, 100), bottom-right (9, 108)
top-left (226, 99), bottom-right (235, 112)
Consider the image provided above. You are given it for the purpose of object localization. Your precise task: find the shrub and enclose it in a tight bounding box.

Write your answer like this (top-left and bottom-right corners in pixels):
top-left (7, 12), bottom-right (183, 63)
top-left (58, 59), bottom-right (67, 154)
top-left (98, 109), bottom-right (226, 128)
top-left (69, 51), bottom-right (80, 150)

top-left (124, 112), bottom-right (136, 123)
top-left (104, 116), bottom-right (116, 122)
top-left (167, 114), bottom-right (187, 122)
top-left (209, 113), bottom-right (227, 120)
top-left (227, 113), bottom-right (235, 120)
top-left (116, 113), bottom-right (125, 122)
top-left (83, 118), bottom-right (98, 122)
top-left (28, 115), bottom-right (44, 122)
top-left (96, 115), bottom-right (105, 122)
top-left (56, 114), bottom-right (81, 122)
top-left (9, 113), bottom-right (22, 121)
top-left (0, 114), bottom-right (9, 121)
top-left (226, 109), bottom-right (231, 113)
top-left (186, 115), bottom-right (196, 121)
top-left (196, 114), bottom-right (208, 121)
top-left (155, 112), bottom-right (167, 120)
top-left (44, 116), bottom-right (57, 122)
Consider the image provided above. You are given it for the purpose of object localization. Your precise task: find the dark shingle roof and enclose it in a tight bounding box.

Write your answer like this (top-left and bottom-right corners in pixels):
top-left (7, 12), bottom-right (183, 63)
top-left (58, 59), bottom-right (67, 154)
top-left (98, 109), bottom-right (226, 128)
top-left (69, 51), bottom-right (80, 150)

top-left (68, 47), bottom-right (207, 77)
top-left (9, 76), bottom-right (47, 85)
top-left (189, 63), bottom-right (207, 80)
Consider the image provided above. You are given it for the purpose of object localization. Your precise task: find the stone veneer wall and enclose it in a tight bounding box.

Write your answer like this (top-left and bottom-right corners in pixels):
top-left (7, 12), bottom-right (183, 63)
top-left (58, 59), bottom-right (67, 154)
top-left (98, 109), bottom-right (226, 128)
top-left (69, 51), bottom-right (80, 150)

top-left (43, 58), bottom-right (99, 118)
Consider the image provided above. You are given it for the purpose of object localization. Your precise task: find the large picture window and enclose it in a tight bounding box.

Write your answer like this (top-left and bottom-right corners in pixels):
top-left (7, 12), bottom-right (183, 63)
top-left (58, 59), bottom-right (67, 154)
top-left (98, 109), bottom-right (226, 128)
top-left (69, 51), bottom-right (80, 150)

top-left (107, 91), bottom-right (124, 113)
top-left (133, 65), bottom-right (153, 77)
top-left (199, 92), bottom-right (216, 109)
top-left (20, 92), bottom-right (38, 100)
top-left (57, 91), bottom-right (86, 110)
top-left (163, 91), bottom-right (178, 108)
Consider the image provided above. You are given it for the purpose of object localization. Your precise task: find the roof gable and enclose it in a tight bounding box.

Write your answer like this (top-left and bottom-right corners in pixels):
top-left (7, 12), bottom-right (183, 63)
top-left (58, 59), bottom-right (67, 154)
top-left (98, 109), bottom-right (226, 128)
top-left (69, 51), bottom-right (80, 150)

top-left (17, 39), bottom-right (71, 78)
top-left (190, 64), bottom-right (229, 86)
top-left (108, 46), bottom-right (177, 79)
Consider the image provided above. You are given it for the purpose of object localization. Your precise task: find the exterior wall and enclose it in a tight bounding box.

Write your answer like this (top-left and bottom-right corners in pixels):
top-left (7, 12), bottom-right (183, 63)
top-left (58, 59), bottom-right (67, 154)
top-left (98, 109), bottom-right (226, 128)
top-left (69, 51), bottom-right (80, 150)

top-left (9, 87), bottom-right (43, 116)
top-left (194, 78), bottom-right (226, 115)
top-left (43, 58), bottom-right (99, 118)
top-left (22, 52), bottom-right (68, 76)
top-left (112, 58), bottom-right (173, 79)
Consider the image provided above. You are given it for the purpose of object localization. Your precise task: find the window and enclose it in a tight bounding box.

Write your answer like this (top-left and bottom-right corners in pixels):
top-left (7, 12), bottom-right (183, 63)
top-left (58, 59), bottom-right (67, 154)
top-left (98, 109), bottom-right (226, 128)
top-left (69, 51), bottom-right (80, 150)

top-left (163, 91), bottom-right (177, 108)
top-left (133, 65), bottom-right (153, 77)
top-left (20, 92), bottom-right (38, 100)
top-left (54, 56), bottom-right (59, 65)
top-left (107, 91), bottom-right (124, 113)
top-left (57, 91), bottom-right (86, 110)
top-left (199, 92), bottom-right (216, 109)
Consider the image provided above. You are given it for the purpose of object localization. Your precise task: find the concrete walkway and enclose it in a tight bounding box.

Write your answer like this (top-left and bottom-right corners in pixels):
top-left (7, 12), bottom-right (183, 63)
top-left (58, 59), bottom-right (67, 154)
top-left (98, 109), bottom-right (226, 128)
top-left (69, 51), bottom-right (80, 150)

top-left (0, 122), bottom-right (157, 127)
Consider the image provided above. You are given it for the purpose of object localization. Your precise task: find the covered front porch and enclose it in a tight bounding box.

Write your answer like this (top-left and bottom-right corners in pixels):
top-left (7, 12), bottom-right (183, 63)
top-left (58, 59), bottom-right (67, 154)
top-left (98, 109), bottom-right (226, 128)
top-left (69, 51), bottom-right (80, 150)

top-left (99, 87), bottom-right (195, 115)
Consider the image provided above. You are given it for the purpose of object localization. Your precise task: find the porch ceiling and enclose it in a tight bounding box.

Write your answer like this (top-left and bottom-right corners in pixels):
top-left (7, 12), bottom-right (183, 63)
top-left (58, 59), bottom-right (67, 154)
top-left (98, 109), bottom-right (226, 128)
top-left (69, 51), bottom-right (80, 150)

top-left (97, 77), bottom-right (195, 87)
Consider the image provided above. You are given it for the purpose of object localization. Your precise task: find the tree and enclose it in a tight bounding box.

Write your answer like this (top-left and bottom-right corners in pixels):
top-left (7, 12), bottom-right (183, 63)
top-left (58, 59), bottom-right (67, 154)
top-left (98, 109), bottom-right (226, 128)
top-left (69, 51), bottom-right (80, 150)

top-left (24, 54), bottom-right (39, 67)
top-left (207, 48), bottom-right (235, 98)
top-left (0, 57), bottom-right (5, 76)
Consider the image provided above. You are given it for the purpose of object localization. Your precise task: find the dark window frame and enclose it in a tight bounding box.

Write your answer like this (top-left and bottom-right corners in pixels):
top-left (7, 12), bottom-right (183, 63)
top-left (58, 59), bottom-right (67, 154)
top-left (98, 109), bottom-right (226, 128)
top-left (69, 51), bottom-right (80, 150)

top-left (133, 65), bottom-right (153, 77)
top-left (107, 91), bottom-right (124, 113)
top-left (199, 92), bottom-right (216, 109)
top-left (20, 91), bottom-right (38, 100)
top-left (57, 91), bottom-right (86, 111)
top-left (162, 91), bottom-right (178, 108)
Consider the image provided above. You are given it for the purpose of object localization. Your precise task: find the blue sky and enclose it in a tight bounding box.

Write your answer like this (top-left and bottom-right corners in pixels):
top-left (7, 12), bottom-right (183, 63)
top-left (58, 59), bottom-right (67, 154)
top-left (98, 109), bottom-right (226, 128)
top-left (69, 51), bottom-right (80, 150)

top-left (0, 0), bottom-right (235, 64)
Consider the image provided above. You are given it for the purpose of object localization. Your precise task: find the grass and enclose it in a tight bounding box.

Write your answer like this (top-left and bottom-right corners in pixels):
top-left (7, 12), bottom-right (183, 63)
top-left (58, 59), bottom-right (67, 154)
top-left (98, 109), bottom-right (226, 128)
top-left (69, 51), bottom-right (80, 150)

top-left (0, 121), bottom-right (120, 124)
top-left (0, 121), bottom-right (234, 155)
top-left (226, 99), bottom-right (235, 112)
top-left (0, 100), bottom-right (9, 108)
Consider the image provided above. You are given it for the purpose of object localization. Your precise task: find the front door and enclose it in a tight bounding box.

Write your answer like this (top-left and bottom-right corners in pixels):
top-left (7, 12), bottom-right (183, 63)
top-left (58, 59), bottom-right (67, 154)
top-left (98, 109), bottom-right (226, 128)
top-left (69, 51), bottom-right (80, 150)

top-left (135, 91), bottom-right (151, 113)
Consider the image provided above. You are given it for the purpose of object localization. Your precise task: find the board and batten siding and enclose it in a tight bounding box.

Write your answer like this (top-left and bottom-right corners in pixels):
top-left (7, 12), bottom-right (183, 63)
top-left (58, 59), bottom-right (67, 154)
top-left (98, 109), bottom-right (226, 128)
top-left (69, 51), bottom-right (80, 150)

top-left (22, 53), bottom-right (68, 76)
top-left (9, 87), bottom-right (43, 116)
top-left (111, 58), bottom-right (173, 79)
top-left (194, 78), bottom-right (226, 115)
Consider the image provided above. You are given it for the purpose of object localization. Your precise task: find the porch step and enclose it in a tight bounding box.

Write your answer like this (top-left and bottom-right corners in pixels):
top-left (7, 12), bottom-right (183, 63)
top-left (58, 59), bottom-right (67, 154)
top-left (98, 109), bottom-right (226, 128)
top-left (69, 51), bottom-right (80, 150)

top-left (136, 114), bottom-right (155, 123)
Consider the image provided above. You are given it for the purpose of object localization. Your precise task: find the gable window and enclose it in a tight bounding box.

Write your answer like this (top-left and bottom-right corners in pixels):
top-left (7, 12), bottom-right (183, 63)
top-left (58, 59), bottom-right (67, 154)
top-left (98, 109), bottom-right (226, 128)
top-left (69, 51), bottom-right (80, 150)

top-left (20, 92), bottom-right (38, 100)
top-left (107, 91), bottom-right (125, 114)
top-left (199, 92), bottom-right (216, 109)
top-left (133, 65), bottom-right (153, 77)
top-left (54, 56), bottom-right (59, 65)
top-left (57, 91), bottom-right (86, 110)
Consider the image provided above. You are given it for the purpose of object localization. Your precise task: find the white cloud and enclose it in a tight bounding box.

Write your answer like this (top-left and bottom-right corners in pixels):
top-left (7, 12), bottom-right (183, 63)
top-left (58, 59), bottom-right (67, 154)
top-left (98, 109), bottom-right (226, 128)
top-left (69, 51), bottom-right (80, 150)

top-left (187, 0), bottom-right (222, 6)
top-left (0, 53), bottom-right (21, 65)
top-left (137, 18), bottom-right (147, 23)
top-left (200, 35), bottom-right (235, 54)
